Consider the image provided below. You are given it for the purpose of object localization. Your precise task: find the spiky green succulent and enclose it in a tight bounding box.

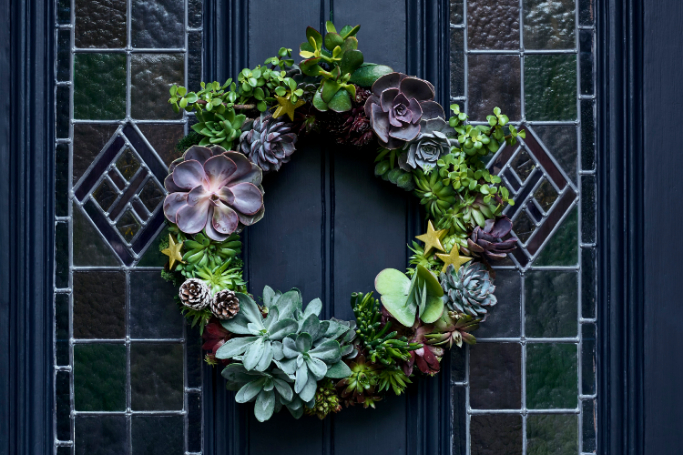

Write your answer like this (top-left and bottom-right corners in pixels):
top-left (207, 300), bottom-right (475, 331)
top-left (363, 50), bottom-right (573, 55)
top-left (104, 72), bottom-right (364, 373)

top-left (407, 241), bottom-right (441, 276)
top-left (413, 168), bottom-right (457, 219)
top-left (440, 262), bottom-right (497, 317)
top-left (351, 292), bottom-right (421, 365)
top-left (191, 259), bottom-right (246, 294)
top-left (336, 354), bottom-right (382, 408)
top-left (377, 366), bottom-right (411, 396)
top-left (179, 232), bottom-right (241, 273)
top-left (424, 311), bottom-right (479, 348)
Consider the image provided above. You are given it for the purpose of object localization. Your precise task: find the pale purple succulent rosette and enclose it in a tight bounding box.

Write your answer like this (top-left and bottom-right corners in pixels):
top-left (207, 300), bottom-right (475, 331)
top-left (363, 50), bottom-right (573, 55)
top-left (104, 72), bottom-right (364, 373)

top-left (163, 145), bottom-right (265, 241)
top-left (364, 72), bottom-right (446, 150)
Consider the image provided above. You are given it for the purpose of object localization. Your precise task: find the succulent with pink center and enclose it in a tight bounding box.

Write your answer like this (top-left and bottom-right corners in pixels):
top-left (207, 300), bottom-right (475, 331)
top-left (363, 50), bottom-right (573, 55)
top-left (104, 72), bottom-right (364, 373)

top-left (163, 146), bottom-right (265, 241)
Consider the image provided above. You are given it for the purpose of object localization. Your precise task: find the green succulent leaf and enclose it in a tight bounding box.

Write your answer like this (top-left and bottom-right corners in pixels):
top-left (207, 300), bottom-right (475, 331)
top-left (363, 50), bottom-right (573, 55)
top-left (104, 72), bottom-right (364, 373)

top-left (325, 360), bottom-right (352, 378)
top-left (340, 49), bottom-right (364, 75)
top-left (327, 89), bottom-right (352, 112)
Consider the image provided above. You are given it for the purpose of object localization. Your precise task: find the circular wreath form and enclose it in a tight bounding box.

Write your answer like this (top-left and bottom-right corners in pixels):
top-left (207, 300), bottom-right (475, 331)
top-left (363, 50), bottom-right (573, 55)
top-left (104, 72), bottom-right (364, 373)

top-left (159, 21), bottom-right (524, 422)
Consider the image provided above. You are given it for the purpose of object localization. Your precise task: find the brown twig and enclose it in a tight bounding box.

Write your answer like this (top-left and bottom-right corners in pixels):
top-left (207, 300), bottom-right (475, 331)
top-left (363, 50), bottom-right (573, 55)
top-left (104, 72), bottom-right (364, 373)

top-left (195, 99), bottom-right (256, 110)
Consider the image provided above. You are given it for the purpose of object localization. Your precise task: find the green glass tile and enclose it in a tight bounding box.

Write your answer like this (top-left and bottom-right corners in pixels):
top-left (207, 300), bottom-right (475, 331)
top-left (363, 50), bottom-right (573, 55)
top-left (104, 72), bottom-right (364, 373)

top-left (468, 0), bottom-right (520, 50)
top-left (468, 54), bottom-right (521, 121)
top-left (73, 124), bottom-right (119, 184)
top-left (74, 344), bottom-right (126, 411)
top-left (116, 148), bottom-right (142, 180)
top-left (524, 54), bottom-right (577, 121)
top-left (534, 207), bottom-right (579, 266)
top-left (75, 0), bottom-right (127, 48)
top-left (132, 0), bottom-right (185, 49)
top-left (73, 271), bottom-right (126, 338)
top-left (523, 0), bottom-right (576, 50)
top-left (73, 205), bottom-right (120, 266)
top-left (526, 343), bottom-right (578, 409)
top-left (132, 416), bottom-right (183, 455)
top-left (117, 209), bottom-right (141, 243)
top-left (525, 270), bottom-right (578, 337)
top-left (531, 125), bottom-right (577, 184)
top-left (527, 414), bottom-right (578, 455)
top-left (130, 343), bottom-right (184, 410)
top-left (93, 179), bottom-right (119, 211)
top-left (130, 53), bottom-right (184, 120)
top-left (137, 226), bottom-right (169, 266)
top-left (513, 210), bottom-right (536, 244)
top-left (534, 179), bottom-right (558, 212)
top-left (139, 178), bottom-right (165, 212)
top-left (74, 53), bottom-right (126, 120)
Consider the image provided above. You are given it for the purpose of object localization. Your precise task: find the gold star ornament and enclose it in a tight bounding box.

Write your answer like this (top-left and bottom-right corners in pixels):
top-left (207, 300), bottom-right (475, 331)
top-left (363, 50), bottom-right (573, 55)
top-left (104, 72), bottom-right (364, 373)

top-left (272, 95), bottom-right (305, 121)
top-left (416, 220), bottom-right (448, 256)
top-left (161, 234), bottom-right (185, 270)
top-left (436, 246), bottom-right (472, 273)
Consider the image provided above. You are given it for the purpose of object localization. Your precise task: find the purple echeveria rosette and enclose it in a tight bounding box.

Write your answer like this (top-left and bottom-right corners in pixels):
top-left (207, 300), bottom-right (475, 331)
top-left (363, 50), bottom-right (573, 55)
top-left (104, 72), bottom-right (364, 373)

top-left (364, 72), bottom-right (446, 149)
top-left (163, 146), bottom-right (265, 241)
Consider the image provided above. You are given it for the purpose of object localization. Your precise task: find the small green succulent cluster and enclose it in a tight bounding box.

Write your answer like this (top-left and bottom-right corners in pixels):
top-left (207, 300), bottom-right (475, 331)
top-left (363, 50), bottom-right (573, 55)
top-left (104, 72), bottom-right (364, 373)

top-left (374, 148), bottom-right (416, 191)
top-left (304, 379), bottom-right (342, 420)
top-left (351, 292), bottom-right (421, 366)
top-left (216, 287), bottom-right (355, 422)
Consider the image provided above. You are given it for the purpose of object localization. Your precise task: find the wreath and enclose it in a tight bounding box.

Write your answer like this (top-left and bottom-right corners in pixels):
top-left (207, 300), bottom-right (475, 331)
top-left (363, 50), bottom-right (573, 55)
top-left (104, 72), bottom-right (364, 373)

top-left (158, 22), bottom-right (524, 422)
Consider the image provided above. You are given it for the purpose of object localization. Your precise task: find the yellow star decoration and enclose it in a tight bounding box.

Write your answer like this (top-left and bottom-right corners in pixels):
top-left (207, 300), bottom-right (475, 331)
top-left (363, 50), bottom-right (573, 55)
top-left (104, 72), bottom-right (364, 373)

top-left (272, 94), bottom-right (305, 121)
top-left (416, 220), bottom-right (448, 256)
top-left (161, 234), bottom-right (185, 270)
top-left (436, 247), bottom-right (473, 273)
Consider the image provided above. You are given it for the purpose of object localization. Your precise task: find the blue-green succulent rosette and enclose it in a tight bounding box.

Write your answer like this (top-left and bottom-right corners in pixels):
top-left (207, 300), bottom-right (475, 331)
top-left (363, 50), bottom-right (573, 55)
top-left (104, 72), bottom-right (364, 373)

top-left (158, 21), bottom-right (523, 422)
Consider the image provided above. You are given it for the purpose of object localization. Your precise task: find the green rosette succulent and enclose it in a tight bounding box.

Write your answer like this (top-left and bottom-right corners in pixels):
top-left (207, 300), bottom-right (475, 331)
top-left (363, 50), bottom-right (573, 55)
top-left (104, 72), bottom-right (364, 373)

top-left (440, 262), bottom-right (497, 317)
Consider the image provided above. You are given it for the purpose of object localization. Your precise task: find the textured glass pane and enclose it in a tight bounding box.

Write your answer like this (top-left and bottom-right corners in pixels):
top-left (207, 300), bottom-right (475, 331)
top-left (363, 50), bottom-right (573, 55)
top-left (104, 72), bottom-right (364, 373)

top-left (137, 123), bottom-right (185, 166)
top-left (581, 247), bottom-right (596, 318)
top-left (580, 29), bottom-right (595, 95)
top-left (468, 0), bottom-right (520, 50)
top-left (186, 324), bottom-right (203, 388)
top-left (582, 324), bottom-right (596, 395)
top-left (74, 53), bottom-right (127, 120)
top-left (56, 86), bottom-right (70, 138)
top-left (513, 210), bottom-right (536, 244)
top-left (56, 294), bottom-right (70, 365)
top-left (73, 124), bottom-right (119, 183)
top-left (130, 343), bottom-right (184, 410)
top-left (56, 371), bottom-right (71, 441)
top-left (579, 0), bottom-right (594, 25)
top-left (116, 148), bottom-right (142, 180)
top-left (55, 222), bottom-right (69, 288)
top-left (57, 30), bottom-right (71, 81)
top-left (523, 0), bottom-right (575, 50)
top-left (75, 0), bottom-right (127, 48)
top-left (56, 144), bottom-right (69, 216)
top-left (526, 414), bottom-right (578, 454)
top-left (188, 0), bottom-right (203, 28)
top-left (93, 179), bottom-right (119, 212)
top-left (137, 227), bottom-right (169, 266)
top-left (450, 28), bottom-right (465, 97)
top-left (468, 55), bottom-right (521, 120)
top-left (132, 0), bottom-right (185, 48)
top-left (187, 392), bottom-right (203, 451)
top-left (531, 125), bottom-right (577, 184)
top-left (73, 271), bottom-right (126, 338)
top-left (188, 32), bottom-right (203, 92)
top-left (475, 270), bottom-right (521, 338)
top-left (74, 344), bottom-right (126, 411)
top-left (471, 414), bottom-right (523, 455)
top-left (57, 0), bottom-right (70, 24)
top-left (451, 386), bottom-right (467, 455)
top-left (581, 99), bottom-right (595, 170)
top-left (130, 272), bottom-right (184, 338)
top-left (470, 343), bottom-right (521, 409)
top-left (526, 343), bottom-right (578, 409)
top-left (582, 399), bottom-right (597, 452)
top-left (450, 0), bottom-right (464, 24)
top-left (534, 179), bottom-right (558, 212)
top-left (525, 271), bottom-right (578, 337)
top-left (450, 345), bottom-right (467, 382)
top-left (131, 54), bottom-right (184, 120)
top-left (139, 178), bottom-right (165, 212)
top-left (533, 207), bottom-right (579, 266)
top-left (525, 54), bottom-right (577, 121)
top-left (132, 416), bottom-right (184, 455)
top-left (75, 415), bottom-right (128, 455)
top-left (73, 205), bottom-right (120, 266)
top-left (582, 175), bottom-right (596, 243)
top-left (511, 148), bottom-right (537, 182)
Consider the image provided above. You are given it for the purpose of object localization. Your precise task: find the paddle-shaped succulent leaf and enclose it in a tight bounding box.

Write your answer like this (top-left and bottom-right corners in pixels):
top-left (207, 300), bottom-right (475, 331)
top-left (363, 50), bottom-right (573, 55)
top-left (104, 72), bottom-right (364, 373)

top-left (221, 363), bottom-right (295, 422)
top-left (215, 293), bottom-right (297, 371)
top-left (374, 265), bottom-right (444, 327)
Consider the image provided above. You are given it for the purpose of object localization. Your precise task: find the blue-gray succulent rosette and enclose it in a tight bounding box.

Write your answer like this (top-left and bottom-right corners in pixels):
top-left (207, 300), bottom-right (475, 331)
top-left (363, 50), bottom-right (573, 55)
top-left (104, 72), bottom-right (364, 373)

top-left (158, 21), bottom-right (524, 422)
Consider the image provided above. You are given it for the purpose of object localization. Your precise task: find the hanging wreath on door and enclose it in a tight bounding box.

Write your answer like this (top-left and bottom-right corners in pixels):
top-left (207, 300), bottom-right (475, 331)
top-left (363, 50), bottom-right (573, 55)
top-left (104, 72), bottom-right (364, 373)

top-left (158, 22), bottom-right (524, 422)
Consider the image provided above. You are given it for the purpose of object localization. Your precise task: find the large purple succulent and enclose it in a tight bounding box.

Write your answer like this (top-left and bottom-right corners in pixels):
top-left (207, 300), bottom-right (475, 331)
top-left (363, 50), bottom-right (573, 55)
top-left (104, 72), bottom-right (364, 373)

top-left (364, 72), bottom-right (446, 149)
top-left (463, 216), bottom-right (517, 261)
top-left (164, 146), bottom-right (264, 241)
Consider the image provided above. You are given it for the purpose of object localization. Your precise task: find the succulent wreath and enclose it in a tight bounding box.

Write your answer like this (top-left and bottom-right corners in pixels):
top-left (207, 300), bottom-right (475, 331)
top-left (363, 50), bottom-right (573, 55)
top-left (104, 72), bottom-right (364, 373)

top-left (159, 22), bottom-right (524, 422)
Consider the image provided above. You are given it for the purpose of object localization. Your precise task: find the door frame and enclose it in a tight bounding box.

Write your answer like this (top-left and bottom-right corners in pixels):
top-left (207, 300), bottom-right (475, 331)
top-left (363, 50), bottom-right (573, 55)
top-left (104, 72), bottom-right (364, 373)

top-left (0, 0), bottom-right (648, 454)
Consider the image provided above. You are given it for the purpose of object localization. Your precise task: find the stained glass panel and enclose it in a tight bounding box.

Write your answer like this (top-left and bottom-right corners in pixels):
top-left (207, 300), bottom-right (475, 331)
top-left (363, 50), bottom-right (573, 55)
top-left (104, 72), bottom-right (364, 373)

top-left (53, 0), bottom-right (203, 453)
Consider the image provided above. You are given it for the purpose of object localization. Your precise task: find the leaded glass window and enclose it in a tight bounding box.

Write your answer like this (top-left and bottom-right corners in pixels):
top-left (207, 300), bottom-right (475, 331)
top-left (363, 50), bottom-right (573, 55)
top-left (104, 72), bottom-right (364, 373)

top-left (53, 1), bottom-right (204, 453)
top-left (450, 0), bottom-right (597, 453)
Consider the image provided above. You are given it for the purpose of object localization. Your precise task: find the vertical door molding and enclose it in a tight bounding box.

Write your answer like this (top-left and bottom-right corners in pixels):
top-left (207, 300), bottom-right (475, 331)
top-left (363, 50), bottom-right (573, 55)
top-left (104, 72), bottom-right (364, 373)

top-left (597, 0), bottom-right (645, 454)
top-left (0, 0), bottom-right (55, 454)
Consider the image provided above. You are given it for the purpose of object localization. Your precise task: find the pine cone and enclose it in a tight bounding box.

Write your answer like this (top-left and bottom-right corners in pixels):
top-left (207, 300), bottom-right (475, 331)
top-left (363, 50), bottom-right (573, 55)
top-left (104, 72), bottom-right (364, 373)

top-left (238, 112), bottom-right (298, 172)
top-left (211, 289), bottom-right (240, 320)
top-left (179, 278), bottom-right (211, 310)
